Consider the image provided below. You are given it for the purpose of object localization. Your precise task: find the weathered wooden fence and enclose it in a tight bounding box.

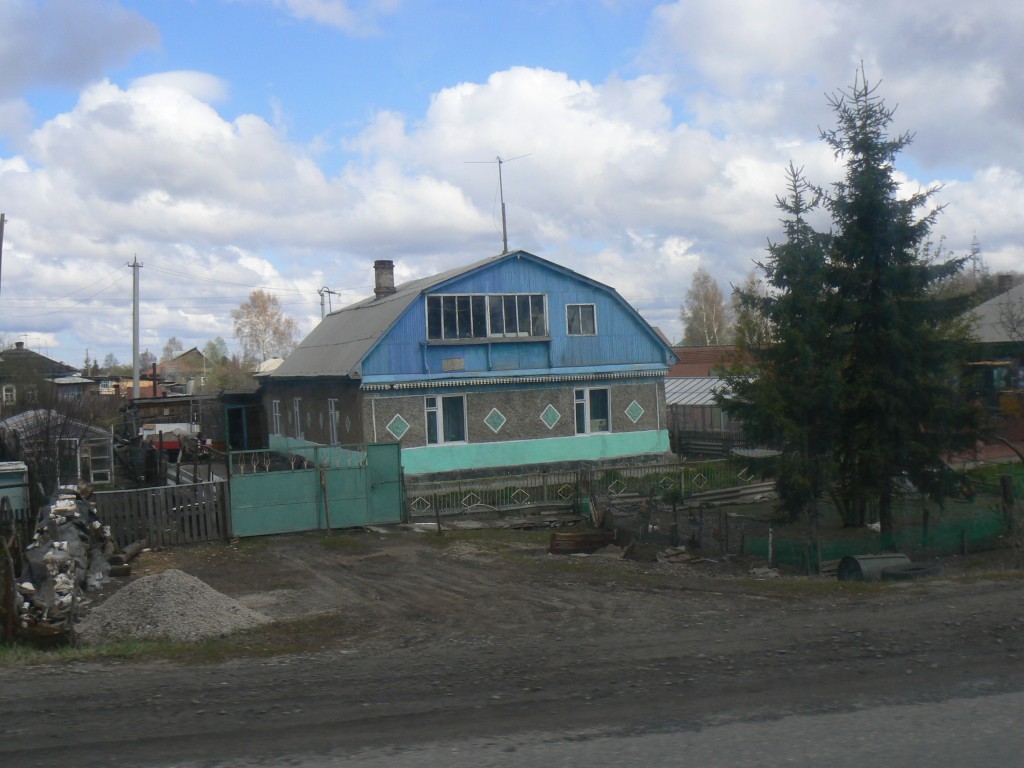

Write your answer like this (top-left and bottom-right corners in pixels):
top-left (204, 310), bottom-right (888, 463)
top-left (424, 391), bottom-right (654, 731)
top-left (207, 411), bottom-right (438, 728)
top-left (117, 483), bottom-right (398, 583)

top-left (93, 480), bottom-right (230, 548)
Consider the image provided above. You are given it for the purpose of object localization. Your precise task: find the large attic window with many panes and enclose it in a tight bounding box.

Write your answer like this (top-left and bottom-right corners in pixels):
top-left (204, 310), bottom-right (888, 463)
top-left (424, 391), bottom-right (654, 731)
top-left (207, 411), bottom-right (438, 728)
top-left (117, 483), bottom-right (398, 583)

top-left (426, 294), bottom-right (547, 340)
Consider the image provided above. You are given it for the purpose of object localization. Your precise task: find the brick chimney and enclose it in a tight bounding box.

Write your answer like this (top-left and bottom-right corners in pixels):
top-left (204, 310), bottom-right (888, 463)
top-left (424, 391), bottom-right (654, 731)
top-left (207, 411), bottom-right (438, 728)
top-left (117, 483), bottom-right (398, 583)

top-left (14, 341), bottom-right (24, 350)
top-left (374, 260), bottom-right (396, 299)
top-left (997, 273), bottom-right (1015, 294)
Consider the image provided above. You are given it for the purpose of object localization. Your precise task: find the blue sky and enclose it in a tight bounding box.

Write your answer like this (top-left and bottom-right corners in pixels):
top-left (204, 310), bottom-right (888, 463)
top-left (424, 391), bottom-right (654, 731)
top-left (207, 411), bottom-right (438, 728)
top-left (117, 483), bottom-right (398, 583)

top-left (1, 0), bottom-right (1023, 367)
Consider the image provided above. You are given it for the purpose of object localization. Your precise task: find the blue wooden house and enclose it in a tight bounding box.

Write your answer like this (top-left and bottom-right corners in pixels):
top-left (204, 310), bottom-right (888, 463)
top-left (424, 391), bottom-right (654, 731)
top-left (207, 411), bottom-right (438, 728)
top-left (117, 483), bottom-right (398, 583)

top-left (262, 251), bottom-right (676, 475)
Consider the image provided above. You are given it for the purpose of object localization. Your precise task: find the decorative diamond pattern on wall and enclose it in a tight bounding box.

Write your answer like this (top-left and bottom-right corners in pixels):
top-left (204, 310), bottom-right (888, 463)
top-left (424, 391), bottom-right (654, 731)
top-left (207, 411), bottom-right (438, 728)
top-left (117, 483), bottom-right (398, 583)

top-left (625, 400), bottom-right (645, 423)
top-left (540, 404), bottom-right (561, 429)
top-left (484, 407), bottom-right (507, 433)
top-left (386, 414), bottom-right (410, 440)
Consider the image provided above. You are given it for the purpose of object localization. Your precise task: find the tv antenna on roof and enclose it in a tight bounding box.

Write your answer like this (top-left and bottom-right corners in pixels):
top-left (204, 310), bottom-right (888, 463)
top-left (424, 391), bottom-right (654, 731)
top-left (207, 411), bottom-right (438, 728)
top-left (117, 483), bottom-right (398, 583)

top-left (466, 154), bottom-right (530, 254)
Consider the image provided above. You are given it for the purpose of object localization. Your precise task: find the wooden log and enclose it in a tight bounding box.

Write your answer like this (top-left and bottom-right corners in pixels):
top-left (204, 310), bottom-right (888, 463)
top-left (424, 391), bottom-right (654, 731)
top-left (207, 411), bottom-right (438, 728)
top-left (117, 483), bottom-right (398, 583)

top-left (110, 537), bottom-right (149, 566)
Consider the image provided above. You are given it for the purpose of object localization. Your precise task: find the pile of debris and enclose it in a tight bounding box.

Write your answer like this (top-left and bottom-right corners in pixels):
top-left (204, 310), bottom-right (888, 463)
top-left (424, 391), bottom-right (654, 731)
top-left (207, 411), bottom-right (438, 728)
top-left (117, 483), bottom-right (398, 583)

top-left (5, 488), bottom-right (117, 643)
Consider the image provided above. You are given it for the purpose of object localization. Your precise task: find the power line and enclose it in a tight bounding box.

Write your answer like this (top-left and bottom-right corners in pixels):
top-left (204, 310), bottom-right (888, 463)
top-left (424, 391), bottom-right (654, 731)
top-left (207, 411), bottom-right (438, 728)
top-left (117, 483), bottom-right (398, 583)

top-left (144, 263), bottom-right (314, 294)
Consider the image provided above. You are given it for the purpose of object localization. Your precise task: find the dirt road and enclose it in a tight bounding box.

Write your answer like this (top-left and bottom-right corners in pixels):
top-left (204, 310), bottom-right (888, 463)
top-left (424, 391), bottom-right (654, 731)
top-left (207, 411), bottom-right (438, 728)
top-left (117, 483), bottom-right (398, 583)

top-left (2, 529), bottom-right (1023, 766)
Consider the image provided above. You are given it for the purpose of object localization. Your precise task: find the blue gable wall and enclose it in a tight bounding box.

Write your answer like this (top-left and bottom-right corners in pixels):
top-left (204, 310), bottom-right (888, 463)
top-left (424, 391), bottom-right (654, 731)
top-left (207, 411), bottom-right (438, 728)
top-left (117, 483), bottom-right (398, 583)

top-left (360, 253), bottom-right (669, 379)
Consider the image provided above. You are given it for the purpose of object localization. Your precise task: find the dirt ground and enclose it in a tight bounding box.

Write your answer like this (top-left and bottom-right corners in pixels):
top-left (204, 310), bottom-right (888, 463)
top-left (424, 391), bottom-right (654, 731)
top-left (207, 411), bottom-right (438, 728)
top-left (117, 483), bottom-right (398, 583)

top-left (84, 521), bottom-right (1024, 659)
top-left (3, 523), bottom-right (1024, 766)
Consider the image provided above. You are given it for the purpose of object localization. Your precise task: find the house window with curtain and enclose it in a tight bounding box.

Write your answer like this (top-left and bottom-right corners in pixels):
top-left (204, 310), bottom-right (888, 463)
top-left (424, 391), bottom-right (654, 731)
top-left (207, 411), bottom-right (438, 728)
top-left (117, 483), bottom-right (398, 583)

top-left (566, 304), bottom-right (597, 335)
top-left (425, 395), bottom-right (467, 444)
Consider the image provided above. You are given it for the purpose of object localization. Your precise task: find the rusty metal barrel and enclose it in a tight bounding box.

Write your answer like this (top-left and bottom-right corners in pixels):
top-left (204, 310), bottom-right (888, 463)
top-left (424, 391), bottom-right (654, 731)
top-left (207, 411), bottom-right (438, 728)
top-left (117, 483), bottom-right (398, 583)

top-left (836, 553), bottom-right (911, 581)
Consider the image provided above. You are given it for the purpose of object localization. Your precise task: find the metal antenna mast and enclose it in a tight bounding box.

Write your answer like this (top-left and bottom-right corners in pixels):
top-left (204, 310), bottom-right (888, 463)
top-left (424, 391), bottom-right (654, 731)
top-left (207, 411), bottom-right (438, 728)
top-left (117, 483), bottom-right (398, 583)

top-left (318, 286), bottom-right (340, 321)
top-left (970, 234), bottom-right (981, 280)
top-left (467, 154), bottom-right (530, 254)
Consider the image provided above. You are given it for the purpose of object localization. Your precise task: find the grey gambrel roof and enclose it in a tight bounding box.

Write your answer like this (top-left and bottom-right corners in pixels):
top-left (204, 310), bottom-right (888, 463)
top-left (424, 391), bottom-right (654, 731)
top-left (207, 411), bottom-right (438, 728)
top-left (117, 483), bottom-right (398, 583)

top-left (270, 252), bottom-right (509, 379)
top-left (969, 282), bottom-right (1024, 344)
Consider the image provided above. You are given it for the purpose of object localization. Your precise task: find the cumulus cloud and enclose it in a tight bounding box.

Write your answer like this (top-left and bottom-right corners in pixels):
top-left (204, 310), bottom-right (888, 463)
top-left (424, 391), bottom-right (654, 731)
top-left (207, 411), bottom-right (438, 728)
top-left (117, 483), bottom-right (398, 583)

top-left (2, 0), bottom-right (1024, 360)
top-left (0, 0), bottom-right (158, 98)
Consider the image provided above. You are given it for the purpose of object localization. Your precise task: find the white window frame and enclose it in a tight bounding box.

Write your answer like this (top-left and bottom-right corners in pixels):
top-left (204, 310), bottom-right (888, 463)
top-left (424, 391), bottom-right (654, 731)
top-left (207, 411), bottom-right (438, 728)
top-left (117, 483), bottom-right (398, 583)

top-left (2, 384), bottom-right (15, 405)
top-left (327, 398), bottom-right (339, 444)
top-left (272, 400), bottom-right (281, 435)
top-left (425, 394), bottom-right (468, 444)
top-left (292, 397), bottom-right (303, 439)
top-left (574, 387), bottom-right (611, 435)
top-left (566, 303), bottom-right (597, 336)
top-left (425, 293), bottom-right (548, 340)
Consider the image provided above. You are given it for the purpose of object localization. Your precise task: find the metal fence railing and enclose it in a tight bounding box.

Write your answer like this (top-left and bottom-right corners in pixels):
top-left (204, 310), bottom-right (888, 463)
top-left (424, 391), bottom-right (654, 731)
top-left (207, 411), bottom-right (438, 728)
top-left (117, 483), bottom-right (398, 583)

top-left (404, 458), bottom-right (767, 520)
top-left (406, 469), bottom-right (580, 517)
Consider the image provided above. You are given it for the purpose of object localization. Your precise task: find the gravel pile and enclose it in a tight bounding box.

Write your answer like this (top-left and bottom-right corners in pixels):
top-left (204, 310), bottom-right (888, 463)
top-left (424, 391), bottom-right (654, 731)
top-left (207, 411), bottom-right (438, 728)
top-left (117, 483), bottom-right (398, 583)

top-left (76, 569), bottom-right (272, 643)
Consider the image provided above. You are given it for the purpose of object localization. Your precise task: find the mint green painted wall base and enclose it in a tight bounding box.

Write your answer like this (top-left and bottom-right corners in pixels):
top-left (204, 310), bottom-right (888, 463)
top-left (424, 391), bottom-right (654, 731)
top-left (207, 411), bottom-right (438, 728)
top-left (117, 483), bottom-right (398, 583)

top-left (400, 429), bottom-right (670, 475)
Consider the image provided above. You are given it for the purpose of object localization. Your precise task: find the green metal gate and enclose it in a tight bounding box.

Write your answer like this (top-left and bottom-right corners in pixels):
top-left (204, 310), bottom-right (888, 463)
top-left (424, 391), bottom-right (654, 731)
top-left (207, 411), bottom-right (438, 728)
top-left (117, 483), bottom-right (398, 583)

top-left (228, 443), bottom-right (404, 537)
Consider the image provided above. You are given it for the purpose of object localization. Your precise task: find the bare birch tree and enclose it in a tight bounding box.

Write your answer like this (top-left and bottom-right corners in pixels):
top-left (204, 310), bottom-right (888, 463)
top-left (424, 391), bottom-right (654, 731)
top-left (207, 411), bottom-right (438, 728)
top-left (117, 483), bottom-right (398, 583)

top-left (231, 290), bottom-right (299, 369)
top-left (681, 267), bottom-right (731, 346)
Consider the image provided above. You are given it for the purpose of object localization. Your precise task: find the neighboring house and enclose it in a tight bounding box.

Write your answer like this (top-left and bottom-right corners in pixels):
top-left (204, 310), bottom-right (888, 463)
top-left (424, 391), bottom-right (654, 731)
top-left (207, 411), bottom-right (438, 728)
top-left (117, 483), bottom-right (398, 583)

top-left (262, 251), bottom-right (677, 476)
top-left (0, 342), bottom-right (79, 416)
top-left (158, 347), bottom-right (208, 395)
top-left (49, 374), bottom-right (100, 401)
top-left (125, 393), bottom-right (224, 444)
top-left (667, 345), bottom-right (744, 377)
top-left (966, 281), bottom-right (1024, 421)
top-left (663, 346), bottom-right (750, 457)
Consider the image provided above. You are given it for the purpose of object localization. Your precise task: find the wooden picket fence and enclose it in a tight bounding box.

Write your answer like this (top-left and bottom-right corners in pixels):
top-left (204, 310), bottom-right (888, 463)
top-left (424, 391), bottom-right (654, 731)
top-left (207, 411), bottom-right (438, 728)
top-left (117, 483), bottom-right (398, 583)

top-left (93, 480), bottom-right (230, 548)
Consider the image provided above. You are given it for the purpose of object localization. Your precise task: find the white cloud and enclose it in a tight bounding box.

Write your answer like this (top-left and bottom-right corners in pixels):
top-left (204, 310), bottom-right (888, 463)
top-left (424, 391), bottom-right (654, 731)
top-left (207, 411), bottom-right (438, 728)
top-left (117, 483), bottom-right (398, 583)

top-left (130, 72), bottom-right (230, 104)
top-left (4, 1), bottom-right (1024, 361)
top-left (272, 0), bottom-right (400, 33)
top-left (0, 0), bottom-right (158, 98)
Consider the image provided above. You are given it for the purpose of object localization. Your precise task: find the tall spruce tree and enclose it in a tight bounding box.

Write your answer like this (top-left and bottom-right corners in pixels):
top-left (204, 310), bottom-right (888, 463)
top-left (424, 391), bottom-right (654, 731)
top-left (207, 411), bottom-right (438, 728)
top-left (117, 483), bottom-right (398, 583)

top-left (822, 71), bottom-right (977, 533)
top-left (722, 73), bottom-right (978, 533)
top-left (721, 163), bottom-right (837, 521)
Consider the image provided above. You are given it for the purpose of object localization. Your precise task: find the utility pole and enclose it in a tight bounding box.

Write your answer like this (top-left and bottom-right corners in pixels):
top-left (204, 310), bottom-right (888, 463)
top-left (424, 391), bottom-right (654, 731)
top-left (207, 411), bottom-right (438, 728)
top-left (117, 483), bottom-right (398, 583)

top-left (129, 256), bottom-right (143, 399)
